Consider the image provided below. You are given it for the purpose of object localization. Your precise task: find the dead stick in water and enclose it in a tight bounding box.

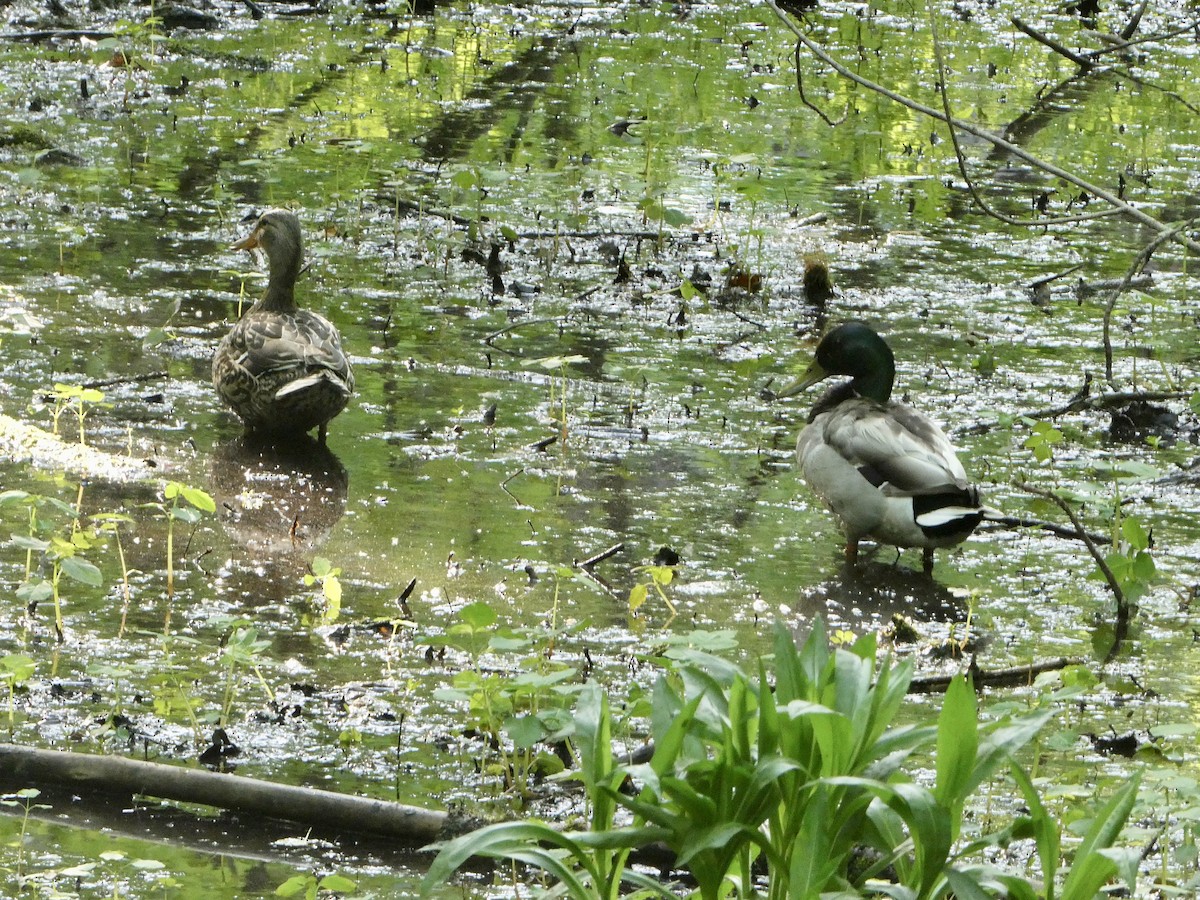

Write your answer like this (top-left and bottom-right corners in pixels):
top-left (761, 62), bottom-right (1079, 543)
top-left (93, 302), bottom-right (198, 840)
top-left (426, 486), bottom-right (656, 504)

top-left (579, 542), bottom-right (625, 570)
top-left (982, 514), bottom-right (1111, 546)
top-left (80, 371), bottom-right (168, 390)
top-left (908, 656), bottom-right (1082, 694)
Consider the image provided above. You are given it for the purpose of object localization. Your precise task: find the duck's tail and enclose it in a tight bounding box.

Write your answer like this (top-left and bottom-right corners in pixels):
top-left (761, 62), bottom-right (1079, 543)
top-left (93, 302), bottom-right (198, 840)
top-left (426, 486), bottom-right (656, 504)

top-left (275, 370), bottom-right (352, 399)
top-left (912, 486), bottom-right (999, 531)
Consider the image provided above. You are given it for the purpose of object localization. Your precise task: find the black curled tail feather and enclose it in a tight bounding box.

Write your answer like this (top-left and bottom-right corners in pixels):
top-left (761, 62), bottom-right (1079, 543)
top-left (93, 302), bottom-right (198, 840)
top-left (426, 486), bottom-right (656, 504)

top-left (912, 487), bottom-right (985, 539)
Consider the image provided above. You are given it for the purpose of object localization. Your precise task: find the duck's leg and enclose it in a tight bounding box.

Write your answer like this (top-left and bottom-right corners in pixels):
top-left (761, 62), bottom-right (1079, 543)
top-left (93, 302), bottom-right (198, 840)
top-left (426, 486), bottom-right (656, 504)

top-left (318, 422), bottom-right (328, 445)
top-left (922, 547), bottom-right (935, 574)
top-left (843, 539), bottom-right (859, 564)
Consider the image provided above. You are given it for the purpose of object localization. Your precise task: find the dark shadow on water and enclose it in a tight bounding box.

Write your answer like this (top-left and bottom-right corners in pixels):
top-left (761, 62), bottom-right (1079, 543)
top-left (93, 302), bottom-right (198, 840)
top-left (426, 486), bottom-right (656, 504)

top-left (791, 558), bottom-right (968, 636)
top-left (210, 435), bottom-right (349, 558)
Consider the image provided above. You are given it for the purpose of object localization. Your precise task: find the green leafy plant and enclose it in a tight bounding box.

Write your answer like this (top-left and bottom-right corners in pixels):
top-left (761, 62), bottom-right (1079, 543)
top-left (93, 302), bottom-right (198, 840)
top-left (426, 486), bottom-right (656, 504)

top-left (218, 626), bottom-right (274, 728)
top-left (1023, 419), bottom-right (1064, 464)
top-left (276, 870), bottom-right (357, 898)
top-left (143, 482), bottom-right (215, 621)
top-left (526, 354), bottom-right (587, 446)
top-left (302, 556), bottom-right (343, 626)
top-left (49, 383), bottom-right (108, 446)
top-left (1104, 514), bottom-right (1157, 603)
top-left (2, 489), bottom-right (102, 641)
top-left (92, 512), bottom-right (138, 636)
top-left (33, 527), bottom-right (103, 642)
top-left (223, 267), bottom-right (262, 319)
top-left (423, 683), bottom-right (672, 900)
top-left (0, 655), bottom-right (35, 739)
top-left (53, 223), bottom-right (85, 275)
top-left (424, 602), bottom-right (579, 798)
top-left (628, 563), bottom-right (678, 616)
top-left (425, 621), bottom-right (1140, 899)
top-left (143, 298), bottom-right (183, 350)
top-left (0, 788), bottom-right (50, 883)
top-left (638, 193), bottom-right (692, 244)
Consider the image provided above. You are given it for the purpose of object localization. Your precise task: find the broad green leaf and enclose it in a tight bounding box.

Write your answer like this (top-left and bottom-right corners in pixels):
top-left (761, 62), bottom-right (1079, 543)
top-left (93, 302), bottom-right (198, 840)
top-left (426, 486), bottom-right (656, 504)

top-left (504, 714), bottom-right (546, 750)
top-left (459, 601), bottom-right (496, 629)
top-left (181, 486), bottom-right (216, 512)
top-left (0, 655), bottom-right (36, 683)
top-left (1061, 775), bottom-right (1139, 900)
top-left (170, 506), bottom-right (201, 525)
top-left (9, 534), bottom-right (49, 552)
top-left (628, 582), bottom-right (649, 612)
top-left (60, 556), bottom-right (102, 587)
top-left (935, 675), bottom-right (977, 817)
top-left (275, 874), bottom-right (310, 897)
top-left (317, 873), bottom-right (357, 892)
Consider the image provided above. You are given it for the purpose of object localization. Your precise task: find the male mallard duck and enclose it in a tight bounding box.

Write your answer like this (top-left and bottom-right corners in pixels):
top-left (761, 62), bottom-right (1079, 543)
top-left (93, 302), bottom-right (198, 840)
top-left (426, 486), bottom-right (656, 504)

top-left (779, 321), bottom-right (990, 570)
top-left (213, 209), bottom-right (354, 443)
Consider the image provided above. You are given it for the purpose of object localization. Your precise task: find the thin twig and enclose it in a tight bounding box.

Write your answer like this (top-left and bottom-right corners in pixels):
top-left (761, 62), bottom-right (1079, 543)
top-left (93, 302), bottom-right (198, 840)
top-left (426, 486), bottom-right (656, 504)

top-left (482, 317), bottom-right (560, 347)
top-left (982, 515), bottom-right (1111, 546)
top-left (929, 14), bottom-right (1121, 228)
top-left (1030, 263), bottom-right (1085, 290)
top-left (1119, 0), bottom-right (1151, 41)
top-left (1102, 224), bottom-right (1187, 384)
top-left (1017, 481), bottom-right (1127, 621)
top-left (793, 40), bottom-right (847, 126)
top-left (730, 310), bottom-right (768, 330)
top-left (81, 371), bottom-right (168, 390)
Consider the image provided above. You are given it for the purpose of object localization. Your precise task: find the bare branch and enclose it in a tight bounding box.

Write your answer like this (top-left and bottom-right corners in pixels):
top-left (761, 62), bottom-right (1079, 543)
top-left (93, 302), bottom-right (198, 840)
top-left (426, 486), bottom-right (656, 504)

top-left (765, 0), bottom-right (1200, 255)
top-left (1102, 224), bottom-right (1188, 384)
top-left (1011, 16), bottom-right (1095, 68)
top-left (1017, 481), bottom-right (1128, 622)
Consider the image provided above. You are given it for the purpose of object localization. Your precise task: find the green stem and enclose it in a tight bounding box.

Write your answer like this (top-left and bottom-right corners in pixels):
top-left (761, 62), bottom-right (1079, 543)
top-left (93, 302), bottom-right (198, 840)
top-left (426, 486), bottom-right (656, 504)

top-left (51, 563), bottom-right (64, 642)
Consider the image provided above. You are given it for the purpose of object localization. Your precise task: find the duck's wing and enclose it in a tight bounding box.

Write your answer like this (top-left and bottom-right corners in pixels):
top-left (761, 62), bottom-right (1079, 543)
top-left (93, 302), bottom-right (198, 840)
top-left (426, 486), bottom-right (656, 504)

top-left (233, 311), bottom-right (351, 381)
top-left (819, 399), bottom-right (969, 497)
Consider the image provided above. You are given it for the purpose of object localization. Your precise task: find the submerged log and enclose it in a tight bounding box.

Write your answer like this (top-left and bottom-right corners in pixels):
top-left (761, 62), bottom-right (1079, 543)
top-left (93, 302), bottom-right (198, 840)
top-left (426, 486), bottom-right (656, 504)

top-left (0, 746), bottom-right (450, 844)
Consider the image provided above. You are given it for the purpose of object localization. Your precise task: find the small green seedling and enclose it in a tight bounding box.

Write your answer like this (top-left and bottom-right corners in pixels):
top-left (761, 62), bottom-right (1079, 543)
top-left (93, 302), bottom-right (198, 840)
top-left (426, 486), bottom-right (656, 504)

top-left (628, 563), bottom-right (677, 615)
top-left (49, 383), bottom-right (108, 445)
top-left (303, 556), bottom-right (343, 626)
top-left (0, 655), bottom-right (35, 739)
top-left (1023, 418), bottom-right (1064, 463)
top-left (276, 870), bottom-right (357, 898)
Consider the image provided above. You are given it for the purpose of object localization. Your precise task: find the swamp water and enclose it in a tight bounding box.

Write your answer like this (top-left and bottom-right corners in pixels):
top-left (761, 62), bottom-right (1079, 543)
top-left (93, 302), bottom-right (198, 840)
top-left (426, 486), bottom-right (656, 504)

top-left (1, 0), bottom-right (1200, 895)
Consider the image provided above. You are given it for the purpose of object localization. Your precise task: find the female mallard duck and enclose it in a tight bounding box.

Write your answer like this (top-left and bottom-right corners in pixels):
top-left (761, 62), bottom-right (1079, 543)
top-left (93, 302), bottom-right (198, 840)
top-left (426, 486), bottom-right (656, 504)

top-left (780, 321), bottom-right (990, 570)
top-left (213, 209), bottom-right (354, 443)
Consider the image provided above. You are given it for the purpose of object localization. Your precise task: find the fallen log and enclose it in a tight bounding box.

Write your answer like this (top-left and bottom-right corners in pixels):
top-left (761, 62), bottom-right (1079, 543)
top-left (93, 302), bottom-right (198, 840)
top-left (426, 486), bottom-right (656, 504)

top-left (0, 745), bottom-right (452, 844)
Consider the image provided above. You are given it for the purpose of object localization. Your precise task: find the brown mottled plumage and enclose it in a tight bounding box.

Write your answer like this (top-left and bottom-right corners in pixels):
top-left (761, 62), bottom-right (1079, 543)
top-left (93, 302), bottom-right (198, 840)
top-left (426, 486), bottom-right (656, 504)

top-left (212, 209), bottom-right (354, 443)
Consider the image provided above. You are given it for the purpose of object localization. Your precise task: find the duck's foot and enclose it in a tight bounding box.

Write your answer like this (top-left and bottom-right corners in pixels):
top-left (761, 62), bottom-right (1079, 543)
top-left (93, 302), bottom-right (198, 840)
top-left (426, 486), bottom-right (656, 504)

top-left (843, 540), bottom-right (859, 564)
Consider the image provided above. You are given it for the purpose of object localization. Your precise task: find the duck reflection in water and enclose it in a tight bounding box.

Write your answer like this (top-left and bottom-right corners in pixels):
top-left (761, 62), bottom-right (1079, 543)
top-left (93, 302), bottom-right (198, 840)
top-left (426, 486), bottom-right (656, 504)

top-left (210, 433), bottom-right (349, 558)
top-left (791, 558), bottom-right (970, 639)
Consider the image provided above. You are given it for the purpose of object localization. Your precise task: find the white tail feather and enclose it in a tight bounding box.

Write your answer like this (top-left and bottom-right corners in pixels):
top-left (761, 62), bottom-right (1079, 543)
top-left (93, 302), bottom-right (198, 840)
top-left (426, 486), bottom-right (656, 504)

top-left (275, 372), bottom-right (350, 399)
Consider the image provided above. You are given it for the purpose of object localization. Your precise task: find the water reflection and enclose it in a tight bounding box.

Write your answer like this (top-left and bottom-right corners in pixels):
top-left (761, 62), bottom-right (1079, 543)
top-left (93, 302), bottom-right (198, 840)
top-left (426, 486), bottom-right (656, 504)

top-left (792, 559), bottom-right (967, 634)
top-left (209, 435), bottom-right (349, 558)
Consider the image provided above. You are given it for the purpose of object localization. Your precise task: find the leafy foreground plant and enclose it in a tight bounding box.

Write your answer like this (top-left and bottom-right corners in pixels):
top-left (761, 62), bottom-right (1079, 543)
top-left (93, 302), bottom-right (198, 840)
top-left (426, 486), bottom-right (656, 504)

top-left (422, 622), bottom-right (1140, 899)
